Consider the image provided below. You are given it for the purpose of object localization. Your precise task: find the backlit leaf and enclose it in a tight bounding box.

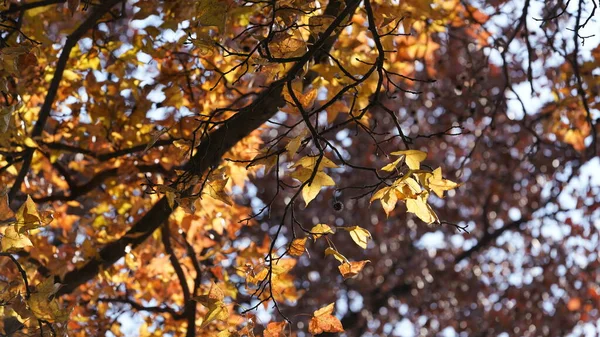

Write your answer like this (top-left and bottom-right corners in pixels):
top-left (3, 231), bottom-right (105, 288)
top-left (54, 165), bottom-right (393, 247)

top-left (308, 303), bottom-right (344, 335)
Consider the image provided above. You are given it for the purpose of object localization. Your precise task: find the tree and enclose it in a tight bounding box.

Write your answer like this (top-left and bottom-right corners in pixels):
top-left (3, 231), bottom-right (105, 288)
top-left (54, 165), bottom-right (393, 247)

top-left (0, 0), bottom-right (598, 336)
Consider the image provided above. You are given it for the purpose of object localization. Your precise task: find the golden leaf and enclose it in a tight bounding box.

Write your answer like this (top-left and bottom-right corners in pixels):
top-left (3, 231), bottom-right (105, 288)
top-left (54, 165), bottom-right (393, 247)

top-left (265, 321), bottom-right (287, 337)
top-left (289, 237), bottom-right (307, 256)
top-left (426, 167), bottom-right (458, 198)
top-left (308, 303), bottom-right (344, 335)
top-left (324, 247), bottom-right (347, 264)
top-left (345, 226), bottom-right (372, 249)
top-left (27, 278), bottom-right (70, 323)
top-left (310, 224), bottom-right (334, 240)
top-left (15, 195), bottom-right (41, 231)
top-left (291, 167), bottom-right (335, 206)
top-left (338, 260), bottom-right (370, 279)
top-left (1, 226), bottom-right (33, 251)
top-left (390, 150), bottom-right (428, 170)
top-left (406, 192), bottom-right (438, 224)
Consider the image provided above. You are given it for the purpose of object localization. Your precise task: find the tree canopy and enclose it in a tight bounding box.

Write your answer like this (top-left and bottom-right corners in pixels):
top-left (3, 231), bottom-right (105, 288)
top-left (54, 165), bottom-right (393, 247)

top-left (1, 0), bottom-right (599, 336)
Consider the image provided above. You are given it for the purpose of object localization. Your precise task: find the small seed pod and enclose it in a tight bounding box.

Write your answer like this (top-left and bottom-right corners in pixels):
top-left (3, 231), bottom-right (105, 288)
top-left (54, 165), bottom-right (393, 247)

top-left (332, 201), bottom-right (344, 212)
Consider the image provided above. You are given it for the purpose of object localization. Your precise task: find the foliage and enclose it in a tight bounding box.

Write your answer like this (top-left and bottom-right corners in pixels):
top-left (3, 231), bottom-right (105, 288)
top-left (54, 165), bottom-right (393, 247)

top-left (0, 0), bottom-right (599, 336)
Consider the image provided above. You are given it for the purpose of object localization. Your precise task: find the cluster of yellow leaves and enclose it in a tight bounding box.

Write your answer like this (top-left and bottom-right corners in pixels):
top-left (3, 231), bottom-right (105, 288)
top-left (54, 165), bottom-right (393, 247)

top-left (0, 194), bottom-right (69, 327)
top-left (309, 224), bottom-right (372, 280)
top-left (290, 156), bottom-right (337, 206)
top-left (371, 150), bottom-right (459, 223)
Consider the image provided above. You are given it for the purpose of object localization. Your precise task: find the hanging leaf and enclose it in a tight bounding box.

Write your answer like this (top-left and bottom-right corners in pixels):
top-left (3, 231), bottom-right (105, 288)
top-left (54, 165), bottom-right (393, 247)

top-left (390, 150), bottom-right (428, 170)
top-left (310, 224), bottom-right (334, 240)
top-left (308, 303), bottom-right (344, 335)
top-left (345, 226), bottom-right (372, 249)
top-left (338, 260), bottom-right (370, 279)
top-left (1, 226), bottom-right (33, 251)
top-left (289, 237), bottom-right (307, 256)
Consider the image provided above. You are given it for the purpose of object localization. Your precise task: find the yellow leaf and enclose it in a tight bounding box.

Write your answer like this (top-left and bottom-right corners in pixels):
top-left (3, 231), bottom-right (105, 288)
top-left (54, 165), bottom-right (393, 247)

top-left (345, 226), bottom-right (371, 249)
top-left (370, 186), bottom-right (397, 217)
top-left (193, 282), bottom-right (225, 305)
top-left (292, 155), bottom-right (338, 170)
top-left (200, 301), bottom-right (228, 328)
top-left (426, 167), bottom-right (459, 198)
top-left (1, 226), bottom-right (33, 251)
top-left (27, 278), bottom-right (70, 323)
top-left (381, 157), bottom-right (402, 172)
top-left (310, 224), bottom-right (333, 240)
top-left (406, 193), bottom-right (438, 224)
top-left (15, 195), bottom-right (41, 231)
top-left (308, 15), bottom-right (336, 36)
top-left (308, 303), bottom-right (344, 335)
top-left (289, 237), bottom-right (307, 256)
top-left (204, 177), bottom-right (233, 206)
top-left (291, 168), bottom-right (335, 206)
top-left (286, 130), bottom-right (307, 158)
top-left (390, 150), bottom-right (427, 170)
top-left (271, 258), bottom-right (297, 275)
top-left (338, 260), bottom-right (370, 279)
top-left (270, 35), bottom-right (307, 58)
top-left (324, 247), bottom-right (347, 264)
top-left (249, 149), bottom-right (278, 174)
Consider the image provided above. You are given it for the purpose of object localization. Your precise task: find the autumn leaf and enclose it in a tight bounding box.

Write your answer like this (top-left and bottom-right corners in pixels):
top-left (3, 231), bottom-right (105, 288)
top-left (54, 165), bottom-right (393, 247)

top-left (390, 150), bottom-right (428, 170)
top-left (338, 260), bottom-right (370, 279)
top-left (1, 226), bottom-right (33, 251)
top-left (310, 224), bottom-right (334, 240)
top-left (27, 278), bottom-right (70, 323)
top-left (289, 237), bottom-right (307, 256)
top-left (270, 35), bottom-right (307, 58)
top-left (204, 177), bottom-right (233, 206)
top-left (286, 129), bottom-right (307, 157)
top-left (324, 247), bottom-right (347, 264)
top-left (250, 149), bottom-right (278, 174)
top-left (193, 282), bottom-right (229, 328)
top-left (426, 167), bottom-right (459, 198)
top-left (292, 155), bottom-right (338, 171)
top-left (15, 195), bottom-right (41, 231)
top-left (265, 321), bottom-right (287, 337)
top-left (345, 226), bottom-right (372, 249)
top-left (291, 167), bottom-right (336, 206)
top-left (406, 192), bottom-right (438, 224)
top-left (308, 303), bottom-right (344, 335)
top-left (381, 157), bottom-right (402, 172)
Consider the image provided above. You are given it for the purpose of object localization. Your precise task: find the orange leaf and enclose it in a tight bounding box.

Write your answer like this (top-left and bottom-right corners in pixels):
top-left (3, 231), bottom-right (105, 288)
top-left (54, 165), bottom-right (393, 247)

top-left (338, 260), bottom-right (370, 279)
top-left (308, 303), bottom-right (344, 335)
top-left (265, 321), bottom-right (286, 337)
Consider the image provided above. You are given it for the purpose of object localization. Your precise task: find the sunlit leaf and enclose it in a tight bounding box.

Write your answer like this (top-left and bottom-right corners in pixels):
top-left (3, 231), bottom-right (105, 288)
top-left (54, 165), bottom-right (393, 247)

top-left (308, 303), bottom-right (344, 335)
top-left (338, 260), bottom-right (370, 279)
top-left (390, 150), bottom-right (428, 170)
